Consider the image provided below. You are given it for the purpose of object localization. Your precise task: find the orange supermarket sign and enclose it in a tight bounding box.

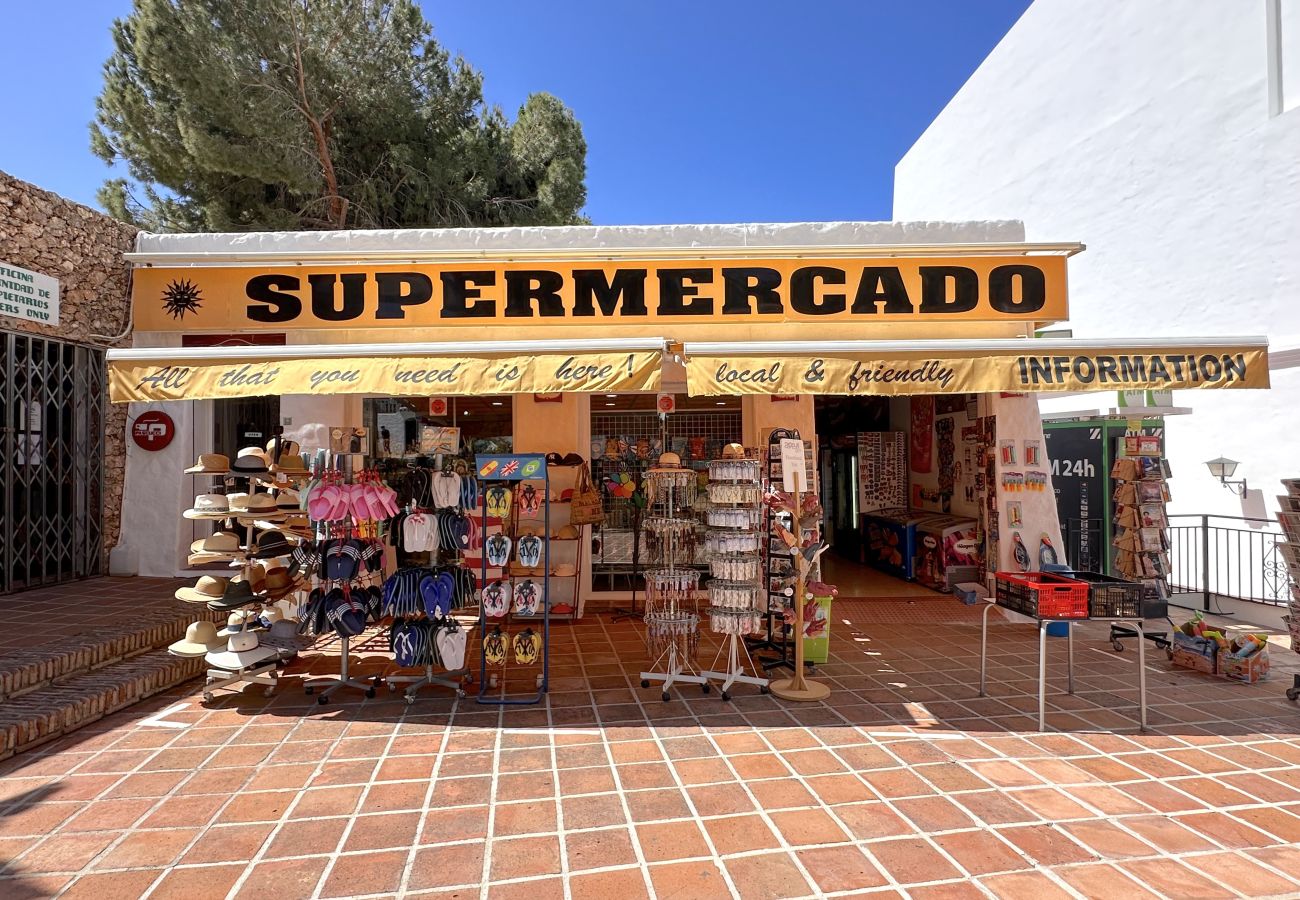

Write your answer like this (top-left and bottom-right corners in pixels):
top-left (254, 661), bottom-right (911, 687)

top-left (132, 254), bottom-right (1068, 332)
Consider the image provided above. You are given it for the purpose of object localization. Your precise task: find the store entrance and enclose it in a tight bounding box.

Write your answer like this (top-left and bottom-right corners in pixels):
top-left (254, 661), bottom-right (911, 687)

top-left (814, 393), bottom-right (983, 600)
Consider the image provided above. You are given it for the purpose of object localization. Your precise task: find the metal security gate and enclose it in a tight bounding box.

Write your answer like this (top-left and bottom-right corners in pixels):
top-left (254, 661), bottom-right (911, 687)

top-left (0, 331), bottom-right (106, 593)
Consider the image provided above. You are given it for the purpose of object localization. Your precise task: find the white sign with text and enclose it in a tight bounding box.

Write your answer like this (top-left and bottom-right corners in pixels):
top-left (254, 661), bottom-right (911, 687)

top-left (780, 438), bottom-right (808, 493)
top-left (0, 261), bottom-right (59, 325)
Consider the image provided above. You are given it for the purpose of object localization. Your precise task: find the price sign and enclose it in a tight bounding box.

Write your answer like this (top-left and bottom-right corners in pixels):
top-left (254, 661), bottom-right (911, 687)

top-left (780, 438), bottom-right (808, 493)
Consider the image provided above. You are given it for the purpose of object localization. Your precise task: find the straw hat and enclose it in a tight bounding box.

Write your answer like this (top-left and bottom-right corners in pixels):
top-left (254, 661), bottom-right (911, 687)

top-left (169, 621), bottom-right (226, 657)
top-left (188, 532), bottom-right (243, 565)
top-left (175, 575), bottom-right (228, 604)
top-left (230, 493), bottom-right (284, 520)
top-left (656, 451), bottom-right (682, 468)
top-left (551, 562), bottom-right (577, 577)
top-left (230, 447), bottom-right (271, 475)
top-left (721, 443), bottom-right (746, 460)
top-left (184, 453), bottom-right (229, 475)
top-left (205, 631), bottom-right (278, 670)
top-left (183, 493), bottom-right (230, 519)
top-left (218, 610), bottom-right (260, 637)
top-left (553, 524), bottom-right (580, 540)
top-left (262, 567), bottom-right (299, 599)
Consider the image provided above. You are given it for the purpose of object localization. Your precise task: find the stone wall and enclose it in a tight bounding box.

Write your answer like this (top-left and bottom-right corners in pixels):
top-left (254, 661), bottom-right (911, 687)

top-left (0, 170), bottom-right (138, 564)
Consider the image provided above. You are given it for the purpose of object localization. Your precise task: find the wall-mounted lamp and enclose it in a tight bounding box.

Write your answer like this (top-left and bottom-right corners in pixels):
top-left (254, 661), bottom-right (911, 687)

top-left (1205, 456), bottom-right (1248, 497)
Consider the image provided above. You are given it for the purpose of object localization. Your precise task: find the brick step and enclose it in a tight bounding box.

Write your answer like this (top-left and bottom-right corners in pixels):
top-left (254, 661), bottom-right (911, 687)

top-left (0, 648), bottom-right (207, 760)
top-left (0, 607), bottom-right (223, 703)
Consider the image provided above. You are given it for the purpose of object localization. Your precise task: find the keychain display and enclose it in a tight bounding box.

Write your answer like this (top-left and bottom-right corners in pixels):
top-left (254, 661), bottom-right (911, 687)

top-left (711, 553), bottom-right (762, 581)
top-left (706, 530), bottom-right (760, 554)
top-left (706, 507), bottom-right (764, 529)
top-left (701, 447), bottom-right (768, 699)
top-left (706, 482), bottom-right (762, 505)
top-left (707, 458), bottom-right (762, 483)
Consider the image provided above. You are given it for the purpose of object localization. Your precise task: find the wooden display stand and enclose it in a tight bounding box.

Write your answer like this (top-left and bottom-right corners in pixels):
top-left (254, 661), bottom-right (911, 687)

top-left (768, 438), bottom-right (830, 703)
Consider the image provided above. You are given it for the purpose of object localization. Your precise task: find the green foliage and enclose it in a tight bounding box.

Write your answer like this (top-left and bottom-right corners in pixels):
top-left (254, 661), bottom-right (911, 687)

top-left (91, 0), bottom-right (588, 231)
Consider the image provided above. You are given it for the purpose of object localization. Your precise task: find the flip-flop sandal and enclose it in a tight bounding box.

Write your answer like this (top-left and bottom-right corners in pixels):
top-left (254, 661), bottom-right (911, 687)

top-left (518, 484), bottom-right (541, 514)
top-left (484, 628), bottom-right (507, 666)
top-left (307, 484), bottom-right (334, 521)
top-left (513, 629), bottom-right (539, 665)
top-left (517, 535), bottom-right (543, 569)
top-left (436, 624), bottom-right (467, 670)
top-left (513, 579), bottom-right (538, 615)
top-left (482, 580), bottom-right (510, 618)
top-left (485, 486), bottom-right (511, 518)
top-left (486, 534), bottom-right (512, 568)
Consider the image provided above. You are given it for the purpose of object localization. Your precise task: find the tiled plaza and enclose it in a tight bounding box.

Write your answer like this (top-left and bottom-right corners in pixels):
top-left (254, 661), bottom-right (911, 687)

top-left (1, 595), bottom-right (1299, 899)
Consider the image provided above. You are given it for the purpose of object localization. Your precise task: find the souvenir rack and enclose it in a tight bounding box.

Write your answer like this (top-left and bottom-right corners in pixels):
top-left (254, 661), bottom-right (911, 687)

top-left (701, 453), bottom-right (769, 699)
top-left (639, 462), bottom-right (708, 700)
top-left (477, 455), bottom-right (551, 705)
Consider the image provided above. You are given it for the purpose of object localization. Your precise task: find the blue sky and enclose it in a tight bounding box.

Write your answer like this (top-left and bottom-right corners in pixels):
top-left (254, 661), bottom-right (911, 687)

top-left (2, 0), bottom-right (1029, 225)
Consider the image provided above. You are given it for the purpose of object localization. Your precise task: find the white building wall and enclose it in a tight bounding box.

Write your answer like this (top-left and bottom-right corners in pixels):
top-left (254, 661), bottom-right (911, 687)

top-left (894, 0), bottom-right (1300, 524)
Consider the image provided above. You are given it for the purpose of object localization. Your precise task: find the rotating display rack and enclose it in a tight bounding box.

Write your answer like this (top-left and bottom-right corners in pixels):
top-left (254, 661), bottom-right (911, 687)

top-left (639, 461), bottom-right (708, 700)
top-left (701, 455), bottom-right (769, 699)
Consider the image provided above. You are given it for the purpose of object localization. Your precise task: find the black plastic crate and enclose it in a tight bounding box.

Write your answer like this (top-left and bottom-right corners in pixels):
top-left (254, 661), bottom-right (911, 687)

top-left (1070, 571), bottom-right (1142, 619)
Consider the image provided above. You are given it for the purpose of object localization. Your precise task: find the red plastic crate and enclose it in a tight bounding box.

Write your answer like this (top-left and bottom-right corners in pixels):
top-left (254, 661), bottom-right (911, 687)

top-left (994, 572), bottom-right (1090, 619)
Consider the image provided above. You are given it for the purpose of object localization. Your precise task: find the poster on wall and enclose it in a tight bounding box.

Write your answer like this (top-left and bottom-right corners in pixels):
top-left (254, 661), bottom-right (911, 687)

top-left (910, 397), bottom-right (934, 473)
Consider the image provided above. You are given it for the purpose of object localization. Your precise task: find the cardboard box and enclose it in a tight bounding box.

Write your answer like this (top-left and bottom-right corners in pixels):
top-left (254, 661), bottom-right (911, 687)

top-left (1171, 632), bottom-right (1218, 675)
top-left (1218, 646), bottom-right (1270, 684)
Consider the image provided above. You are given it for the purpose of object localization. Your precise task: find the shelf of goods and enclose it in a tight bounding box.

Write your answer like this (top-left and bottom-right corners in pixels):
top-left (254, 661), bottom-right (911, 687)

top-left (701, 454), bottom-right (769, 699)
top-left (747, 429), bottom-right (819, 673)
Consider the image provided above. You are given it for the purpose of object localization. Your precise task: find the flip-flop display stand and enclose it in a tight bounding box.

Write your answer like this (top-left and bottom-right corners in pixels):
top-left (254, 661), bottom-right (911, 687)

top-left (640, 462), bottom-right (709, 699)
top-left (477, 454), bottom-right (551, 705)
top-left (701, 456), bottom-right (769, 699)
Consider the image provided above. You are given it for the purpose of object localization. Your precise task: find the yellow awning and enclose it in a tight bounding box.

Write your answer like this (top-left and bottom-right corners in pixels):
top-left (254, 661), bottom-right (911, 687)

top-left (682, 337), bottom-right (1270, 396)
top-left (107, 339), bottom-right (665, 403)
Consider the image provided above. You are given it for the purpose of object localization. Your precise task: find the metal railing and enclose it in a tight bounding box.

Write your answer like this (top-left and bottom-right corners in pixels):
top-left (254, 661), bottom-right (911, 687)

top-left (1058, 513), bottom-right (1291, 609)
top-left (1168, 514), bottom-right (1291, 608)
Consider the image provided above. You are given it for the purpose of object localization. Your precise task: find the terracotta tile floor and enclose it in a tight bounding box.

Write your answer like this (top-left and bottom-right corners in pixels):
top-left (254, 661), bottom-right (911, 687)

top-left (1, 590), bottom-right (1299, 899)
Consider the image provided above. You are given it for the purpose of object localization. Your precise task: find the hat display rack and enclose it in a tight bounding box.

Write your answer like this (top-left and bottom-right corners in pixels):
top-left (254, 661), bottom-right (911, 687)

top-left (174, 439), bottom-right (314, 702)
top-left (477, 455), bottom-right (552, 704)
top-left (639, 453), bottom-right (709, 700)
top-left (382, 456), bottom-right (476, 704)
top-left (701, 450), bottom-right (770, 700)
top-left (298, 449), bottom-right (391, 704)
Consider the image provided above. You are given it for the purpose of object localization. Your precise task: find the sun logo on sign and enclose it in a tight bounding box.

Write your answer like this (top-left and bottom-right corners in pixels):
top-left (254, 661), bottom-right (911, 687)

top-left (161, 278), bottom-right (202, 319)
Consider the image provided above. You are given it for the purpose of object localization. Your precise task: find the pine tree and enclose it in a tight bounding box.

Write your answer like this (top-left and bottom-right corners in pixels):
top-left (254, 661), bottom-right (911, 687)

top-left (90, 0), bottom-right (588, 231)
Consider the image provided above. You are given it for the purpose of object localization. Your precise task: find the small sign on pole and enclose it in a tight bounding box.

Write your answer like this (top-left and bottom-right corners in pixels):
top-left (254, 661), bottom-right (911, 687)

top-left (779, 438), bottom-right (808, 493)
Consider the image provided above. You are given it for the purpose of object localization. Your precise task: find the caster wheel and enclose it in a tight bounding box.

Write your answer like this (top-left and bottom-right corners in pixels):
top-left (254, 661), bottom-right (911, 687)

top-left (641, 679), bottom-right (650, 689)
top-left (489, 675), bottom-right (499, 689)
top-left (721, 691), bottom-right (731, 702)
top-left (1287, 688), bottom-right (1300, 702)
top-left (702, 684), bottom-right (711, 694)
top-left (317, 695), bottom-right (329, 705)
top-left (202, 692), bottom-right (214, 703)
top-left (1112, 641), bottom-right (1124, 652)
top-left (404, 695), bottom-right (415, 706)
top-left (661, 692), bottom-right (671, 702)
top-left (456, 689), bottom-right (467, 699)
top-left (365, 688), bottom-right (376, 699)
top-left (760, 685), bottom-right (770, 695)
top-left (305, 686), bottom-right (314, 695)
top-left (536, 675), bottom-right (544, 688)
top-left (388, 683), bottom-right (397, 692)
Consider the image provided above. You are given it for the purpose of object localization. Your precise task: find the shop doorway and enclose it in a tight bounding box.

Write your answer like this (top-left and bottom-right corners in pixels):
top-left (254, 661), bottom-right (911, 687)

top-left (0, 331), bottom-right (107, 593)
top-left (813, 393), bottom-right (982, 600)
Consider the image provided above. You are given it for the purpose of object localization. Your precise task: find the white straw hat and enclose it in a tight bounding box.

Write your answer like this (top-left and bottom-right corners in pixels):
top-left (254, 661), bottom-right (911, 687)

top-left (205, 631), bottom-right (278, 670)
top-left (168, 621), bottom-right (226, 657)
top-left (183, 493), bottom-right (230, 519)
